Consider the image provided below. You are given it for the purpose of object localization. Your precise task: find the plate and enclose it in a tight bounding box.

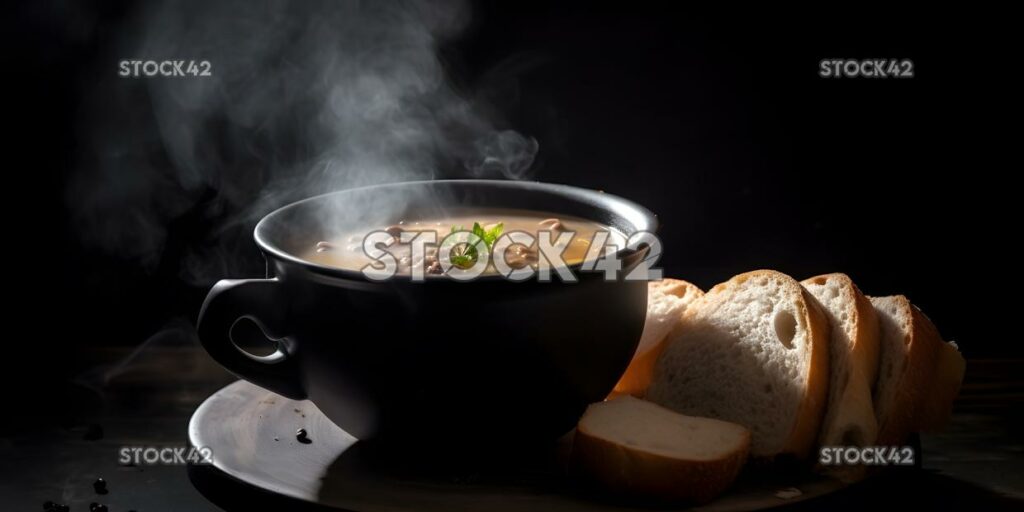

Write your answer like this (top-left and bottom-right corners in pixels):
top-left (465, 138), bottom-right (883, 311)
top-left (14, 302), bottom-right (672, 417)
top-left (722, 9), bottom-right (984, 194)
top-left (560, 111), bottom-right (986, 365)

top-left (188, 380), bottom-right (847, 511)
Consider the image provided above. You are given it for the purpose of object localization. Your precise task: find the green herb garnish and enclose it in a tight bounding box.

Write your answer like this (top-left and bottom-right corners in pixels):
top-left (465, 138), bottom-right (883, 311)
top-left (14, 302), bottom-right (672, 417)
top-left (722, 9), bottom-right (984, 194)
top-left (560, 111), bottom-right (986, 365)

top-left (478, 222), bottom-right (504, 248)
top-left (446, 222), bottom-right (503, 269)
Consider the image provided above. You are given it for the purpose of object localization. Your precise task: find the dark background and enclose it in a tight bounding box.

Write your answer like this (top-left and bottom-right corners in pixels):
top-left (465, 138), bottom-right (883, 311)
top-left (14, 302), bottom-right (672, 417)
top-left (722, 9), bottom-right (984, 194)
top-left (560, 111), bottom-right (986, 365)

top-left (2, 2), bottom-right (1014, 422)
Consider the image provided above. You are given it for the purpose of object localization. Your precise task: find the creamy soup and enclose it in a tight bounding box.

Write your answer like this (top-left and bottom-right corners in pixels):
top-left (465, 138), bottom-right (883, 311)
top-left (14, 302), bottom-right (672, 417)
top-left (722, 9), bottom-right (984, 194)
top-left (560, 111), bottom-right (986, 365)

top-left (304, 209), bottom-right (624, 275)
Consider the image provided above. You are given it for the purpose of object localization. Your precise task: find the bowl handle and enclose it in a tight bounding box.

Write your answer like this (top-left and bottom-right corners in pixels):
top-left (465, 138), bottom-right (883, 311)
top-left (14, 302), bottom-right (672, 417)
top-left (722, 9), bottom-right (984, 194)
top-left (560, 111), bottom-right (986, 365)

top-left (197, 278), bottom-right (306, 400)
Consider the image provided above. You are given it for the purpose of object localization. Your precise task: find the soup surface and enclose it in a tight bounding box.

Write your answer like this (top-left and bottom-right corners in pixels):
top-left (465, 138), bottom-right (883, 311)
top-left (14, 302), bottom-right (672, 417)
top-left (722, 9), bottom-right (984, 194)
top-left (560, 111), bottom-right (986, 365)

top-left (303, 209), bottom-right (624, 276)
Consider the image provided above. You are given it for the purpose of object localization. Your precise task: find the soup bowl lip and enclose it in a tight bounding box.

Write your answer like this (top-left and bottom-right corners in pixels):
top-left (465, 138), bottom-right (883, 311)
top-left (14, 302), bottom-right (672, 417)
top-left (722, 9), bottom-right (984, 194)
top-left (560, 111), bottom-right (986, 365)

top-left (253, 179), bottom-right (659, 282)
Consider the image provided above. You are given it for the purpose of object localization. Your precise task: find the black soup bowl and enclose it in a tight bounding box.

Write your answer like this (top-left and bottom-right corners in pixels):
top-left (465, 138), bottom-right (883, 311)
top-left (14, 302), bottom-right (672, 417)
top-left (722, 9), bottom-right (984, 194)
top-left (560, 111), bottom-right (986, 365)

top-left (197, 180), bottom-right (658, 448)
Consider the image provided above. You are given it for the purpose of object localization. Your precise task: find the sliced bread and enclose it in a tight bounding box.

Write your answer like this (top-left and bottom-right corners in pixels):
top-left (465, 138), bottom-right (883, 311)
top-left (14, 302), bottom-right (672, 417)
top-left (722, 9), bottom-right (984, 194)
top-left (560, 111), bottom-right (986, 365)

top-left (612, 279), bottom-right (704, 397)
top-left (647, 270), bottom-right (830, 459)
top-left (871, 295), bottom-right (964, 444)
top-left (801, 274), bottom-right (881, 450)
top-left (571, 396), bottom-right (750, 503)
top-left (917, 339), bottom-right (966, 430)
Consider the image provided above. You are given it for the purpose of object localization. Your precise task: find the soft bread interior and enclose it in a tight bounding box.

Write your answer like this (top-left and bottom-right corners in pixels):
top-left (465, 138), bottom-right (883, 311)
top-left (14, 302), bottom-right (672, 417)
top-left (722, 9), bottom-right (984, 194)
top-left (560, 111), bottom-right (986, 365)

top-left (613, 280), bottom-right (703, 396)
top-left (579, 396), bottom-right (750, 460)
top-left (648, 270), bottom-right (827, 458)
top-left (636, 280), bottom-right (702, 357)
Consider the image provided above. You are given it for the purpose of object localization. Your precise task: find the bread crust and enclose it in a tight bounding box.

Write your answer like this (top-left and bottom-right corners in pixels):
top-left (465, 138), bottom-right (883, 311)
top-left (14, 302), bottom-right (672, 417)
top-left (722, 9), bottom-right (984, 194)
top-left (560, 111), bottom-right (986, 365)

top-left (802, 274), bottom-right (881, 451)
top-left (788, 282), bottom-right (831, 460)
top-left (852, 286), bottom-right (881, 386)
top-left (872, 296), bottom-right (945, 446)
top-left (613, 279), bottom-right (704, 397)
top-left (917, 339), bottom-right (965, 430)
top-left (571, 419), bottom-right (750, 503)
top-left (648, 278), bottom-right (701, 300)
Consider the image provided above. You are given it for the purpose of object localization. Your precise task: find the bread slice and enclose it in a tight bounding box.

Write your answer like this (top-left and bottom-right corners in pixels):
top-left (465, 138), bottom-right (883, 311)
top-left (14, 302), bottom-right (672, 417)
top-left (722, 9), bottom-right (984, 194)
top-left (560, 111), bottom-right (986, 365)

top-left (647, 270), bottom-right (830, 459)
top-left (917, 339), bottom-right (965, 430)
top-left (871, 295), bottom-right (963, 444)
top-left (801, 274), bottom-right (880, 451)
top-left (612, 279), bottom-right (704, 397)
top-left (571, 396), bottom-right (750, 503)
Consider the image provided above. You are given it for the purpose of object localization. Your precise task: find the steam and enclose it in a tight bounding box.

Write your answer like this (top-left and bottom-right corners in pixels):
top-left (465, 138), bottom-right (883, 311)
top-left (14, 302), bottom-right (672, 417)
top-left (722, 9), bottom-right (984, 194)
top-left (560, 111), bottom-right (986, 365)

top-left (70, 0), bottom-right (538, 284)
top-left (465, 130), bottom-right (539, 179)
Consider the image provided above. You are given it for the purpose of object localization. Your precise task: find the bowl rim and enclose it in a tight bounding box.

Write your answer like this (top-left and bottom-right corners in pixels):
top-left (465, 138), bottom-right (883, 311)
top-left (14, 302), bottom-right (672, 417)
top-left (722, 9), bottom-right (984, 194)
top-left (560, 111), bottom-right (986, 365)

top-left (253, 179), bottom-right (659, 282)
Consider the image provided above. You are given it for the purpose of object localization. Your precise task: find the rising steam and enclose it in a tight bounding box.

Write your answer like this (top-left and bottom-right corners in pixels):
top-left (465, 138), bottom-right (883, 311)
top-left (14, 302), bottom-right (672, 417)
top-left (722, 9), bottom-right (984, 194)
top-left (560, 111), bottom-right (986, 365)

top-left (70, 0), bottom-right (538, 284)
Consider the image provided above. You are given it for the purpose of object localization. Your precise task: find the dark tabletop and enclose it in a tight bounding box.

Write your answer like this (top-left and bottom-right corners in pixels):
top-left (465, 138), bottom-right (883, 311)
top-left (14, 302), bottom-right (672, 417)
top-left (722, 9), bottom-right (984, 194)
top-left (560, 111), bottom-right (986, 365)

top-left (2, 344), bottom-right (1022, 512)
